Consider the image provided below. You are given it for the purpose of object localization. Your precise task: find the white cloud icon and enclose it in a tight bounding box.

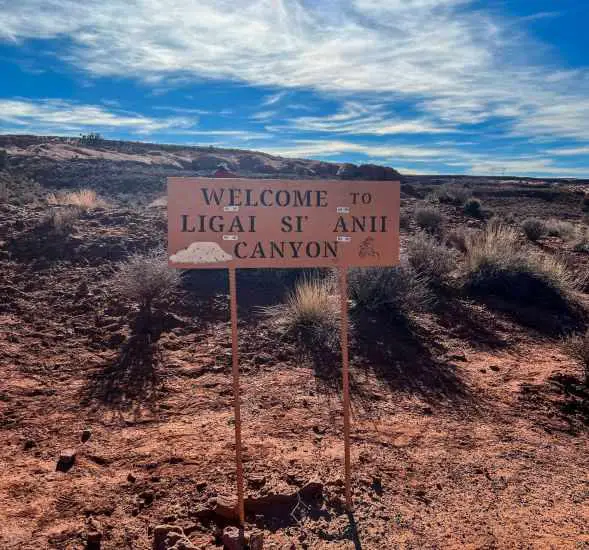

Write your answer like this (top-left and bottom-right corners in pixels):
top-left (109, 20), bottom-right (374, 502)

top-left (170, 242), bottom-right (233, 264)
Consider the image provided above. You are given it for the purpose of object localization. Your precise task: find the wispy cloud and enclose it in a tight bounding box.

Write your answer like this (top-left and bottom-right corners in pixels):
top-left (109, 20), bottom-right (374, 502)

top-left (261, 91), bottom-right (287, 107)
top-left (547, 146), bottom-right (589, 156)
top-left (0, 98), bottom-right (196, 135)
top-left (2, 0), bottom-right (588, 144)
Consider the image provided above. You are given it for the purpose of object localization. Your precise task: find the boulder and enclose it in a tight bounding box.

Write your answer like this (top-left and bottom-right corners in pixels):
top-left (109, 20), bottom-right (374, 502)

top-left (153, 525), bottom-right (184, 550)
top-left (222, 526), bottom-right (243, 550)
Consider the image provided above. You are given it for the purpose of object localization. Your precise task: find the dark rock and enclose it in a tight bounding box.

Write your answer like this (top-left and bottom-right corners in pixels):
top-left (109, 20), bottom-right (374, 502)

top-left (140, 489), bottom-right (155, 505)
top-left (248, 530), bottom-right (264, 550)
top-left (81, 428), bottom-right (92, 443)
top-left (247, 475), bottom-right (267, 489)
top-left (87, 529), bottom-right (102, 549)
top-left (196, 481), bottom-right (207, 491)
top-left (127, 472), bottom-right (137, 483)
top-left (24, 439), bottom-right (36, 451)
top-left (222, 526), bottom-right (243, 550)
top-left (300, 480), bottom-right (323, 500)
top-left (56, 449), bottom-right (76, 472)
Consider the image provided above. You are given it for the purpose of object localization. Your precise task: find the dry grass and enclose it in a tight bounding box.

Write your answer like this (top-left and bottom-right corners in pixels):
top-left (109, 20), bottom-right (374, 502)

top-left (546, 219), bottom-right (576, 240)
top-left (47, 189), bottom-right (107, 210)
top-left (430, 183), bottom-right (472, 205)
top-left (111, 248), bottom-right (181, 332)
top-left (522, 217), bottom-right (547, 242)
top-left (414, 205), bottom-right (444, 234)
top-left (46, 207), bottom-right (81, 235)
top-left (407, 231), bottom-right (456, 283)
top-left (464, 221), bottom-right (584, 320)
top-left (348, 265), bottom-right (432, 317)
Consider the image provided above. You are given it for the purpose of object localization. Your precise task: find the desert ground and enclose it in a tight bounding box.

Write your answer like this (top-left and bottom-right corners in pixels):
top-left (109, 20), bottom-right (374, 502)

top-left (0, 136), bottom-right (588, 549)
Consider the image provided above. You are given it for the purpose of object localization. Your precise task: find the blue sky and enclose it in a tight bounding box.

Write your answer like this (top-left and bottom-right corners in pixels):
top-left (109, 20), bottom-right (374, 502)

top-left (1, 0), bottom-right (588, 177)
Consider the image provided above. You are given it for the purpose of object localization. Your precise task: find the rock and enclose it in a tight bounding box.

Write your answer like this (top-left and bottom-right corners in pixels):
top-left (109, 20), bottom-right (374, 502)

top-left (248, 530), bottom-right (264, 550)
top-left (247, 475), bottom-right (266, 489)
top-left (56, 449), bottom-right (76, 472)
top-left (81, 428), bottom-right (92, 443)
top-left (87, 529), bottom-right (102, 549)
top-left (196, 481), bottom-right (207, 491)
top-left (222, 526), bottom-right (243, 550)
top-left (300, 480), bottom-right (323, 500)
top-left (127, 473), bottom-right (137, 483)
top-left (140, 489), bottom-right (155, 505)
top-left (192, 503), bottom-right (213, 521)
top-left (23, 439), bottom-right (36, 451)
top-left (169, 540), bottom-right (197, 550)
top-left (153, 524), bottom-right (184, 550)
top-left (208, 496), bottom-right (238, 521)
top-left (356, 164), bottom-right (400, 180)
top-left (336, 163), bottom-right (359, 179)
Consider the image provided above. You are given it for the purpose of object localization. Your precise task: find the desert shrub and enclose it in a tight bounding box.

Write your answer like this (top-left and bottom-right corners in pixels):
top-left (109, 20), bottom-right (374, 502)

top-left (111, 248), bottom-right (181, 332)
top-left (563, 331), bottom-right (589, 383)
top-left (522, 217), bottom-right (547, 242)
top-left (582, 195), bottom-right (589, 212)
top-left (264, 276), bottom-right (340, 355)
top-left (446, 228), bottom-right (471, 254)
top-left (546, 219), bottom-right (575, 239)
top-left (463, 198), bottom-right (482, 218)
top-left (47, 207), bottom-right (80, 235)
top-left (407, 232), bottom-right (457, 283)
top-left (348, 265), bottom-right (432, 318)
top-left (414, 205), bottom-right (444, 234)
top-left (430, 183), bottom-right (471, 205)
top-left (399, 211), bottom-right (411, 230)
top-left (464, 221), bottom-right (582, 315)
top-left (47, 189), bottom-right (107, 210)
top-left (0, 149), bottom-right (7, 170)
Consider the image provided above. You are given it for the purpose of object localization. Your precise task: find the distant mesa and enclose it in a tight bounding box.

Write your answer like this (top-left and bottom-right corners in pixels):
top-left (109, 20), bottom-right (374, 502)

top-left (170, 242), bottom-right (233, 264)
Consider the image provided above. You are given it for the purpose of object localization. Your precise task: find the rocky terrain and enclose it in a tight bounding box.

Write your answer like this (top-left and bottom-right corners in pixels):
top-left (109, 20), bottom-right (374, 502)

top-left (0, 135), bottom-right (588, 549)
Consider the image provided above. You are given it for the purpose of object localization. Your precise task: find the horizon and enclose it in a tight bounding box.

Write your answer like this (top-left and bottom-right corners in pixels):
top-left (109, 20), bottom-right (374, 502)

top-left (1, 1), bottom-right (588, 178)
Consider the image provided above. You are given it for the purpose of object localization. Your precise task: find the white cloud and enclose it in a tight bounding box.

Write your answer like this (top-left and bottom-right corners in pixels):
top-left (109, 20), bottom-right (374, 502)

top-left (547, 146), bottom-right (589, 156)
top-left (282, 101), bottom-right (458, 135)
top-left (2, 0), bottom-right (589, 143)
top-left (0, 98), bottom-right (199, 135)
top-left (261, 91), bottom-right (287, 106)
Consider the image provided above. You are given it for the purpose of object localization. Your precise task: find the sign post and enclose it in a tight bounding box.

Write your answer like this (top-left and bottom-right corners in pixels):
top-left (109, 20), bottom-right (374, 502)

top-left (168, 177), bottom-right (399, 521)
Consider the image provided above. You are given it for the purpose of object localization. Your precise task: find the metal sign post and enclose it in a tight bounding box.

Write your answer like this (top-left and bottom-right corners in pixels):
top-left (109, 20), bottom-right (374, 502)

top-left (339, 266), bottom-right (352, 510)
top-left (229, 267), bottom-right (245, 524)
top-left (167, 177), bottom-right (400, 524)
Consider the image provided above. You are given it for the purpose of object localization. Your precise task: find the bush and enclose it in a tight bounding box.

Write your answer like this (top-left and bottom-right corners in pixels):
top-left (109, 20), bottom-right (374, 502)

top-left (264, 276), bottom-right (340, 355)
top-left (407, 232), bottom-right (456, 283)
top-left (414, 205), bottom-right (444, 234)
top-left (446, 228), bottom-right (471, 254)
top-left (348, 265), bottom-right (432, 318)
top-left (47, 189), bottom-right (107, 210)
top-left (546, 219), bottom-right (575, 239)
top-left (563, 331), bottom-right (589, 383)
top-left (464, 221), bottom-right (581, 313)
top-left (522, 218), bottom-right (547, 242)
top-left (581, 194), bottom-right (589, 212)
top-left (111, 249), bottom-right (181, 332)
top-left (47, 207), bottom-right (80, 235)
top-left (430, 183), bottom-right (471, 205)
top-left (463, 198), bottom-right (482, 218)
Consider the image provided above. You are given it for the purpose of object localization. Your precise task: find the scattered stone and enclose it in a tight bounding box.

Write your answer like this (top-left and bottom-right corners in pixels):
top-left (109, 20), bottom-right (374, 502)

top-left (140, 489), bottom-right (155, 505)
top-left (127, 473), bottom-right (137, 483)
top-left (56, 449), bottom-right (76, 472)
top-left (164, 514), bottom-right (177, 523)
top-left (23, 439), bottom-right (36, 451)
top-left (192, 503), bottom-right (213, 521)
top-left (196, 481), bottom-right (207, 491)
top-left (247, 475), bottom-right (266, 489)
top-left (222, 526), bottom-right (243, 550)
top-left (490, 365), bottom-right (500, 372)
top-left (153, 524), bottom-right (184, 550)
top-left (248, 530), bottom-right (264, 550)
top-left (208, 496), bottom-right (238, 521)
top-left (87, 529), bottom-right (102, 549)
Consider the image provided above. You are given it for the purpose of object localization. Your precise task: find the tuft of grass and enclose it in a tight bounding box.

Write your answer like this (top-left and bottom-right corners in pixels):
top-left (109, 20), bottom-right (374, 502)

top-left (407, 232), bottom-right (457, 283)
top-left (563, 331), bottom-right (589, 383)
top-left (463, 198), bottom-right (483, 218)
top-left (348, 265), bottom-right (432, 318)
top-left (265, 276), bottom-right (340, 355)
top-left (522, 217), bottom-right (547, 242)
top-left (111, 248), bottom-right (181, 333)
top-left (464, 221), bottom-right (583, 319)
top-left (414, 205), bottom-right (444, 234)
top-left (47, 189), bottom-right (107, 210)
top-left (430, 183), bottom-right (471, 205)
top-left (446, 227), bottom-right (472, 254)
top-left (46, 207), bottom-right (81, 235)
top-left (545, 219), bottom-right (575, 240)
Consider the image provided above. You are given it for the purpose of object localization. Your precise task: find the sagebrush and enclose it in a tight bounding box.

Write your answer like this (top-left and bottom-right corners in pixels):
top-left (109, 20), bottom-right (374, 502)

top-left (407, 232), bottom-right (456, 283)
top-left (414, 205), bottom-right (444, 234)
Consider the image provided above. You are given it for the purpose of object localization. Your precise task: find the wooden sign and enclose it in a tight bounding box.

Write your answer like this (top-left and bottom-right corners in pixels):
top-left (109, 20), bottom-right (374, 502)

top-left (167, 176), bottom-right (400, 526)
top-left (168, 178), bottom-right (400, 269)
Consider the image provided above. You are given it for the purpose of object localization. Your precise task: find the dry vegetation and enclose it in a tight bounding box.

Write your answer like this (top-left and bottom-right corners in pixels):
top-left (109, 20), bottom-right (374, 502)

top-left (1, 141), bottom-right (589, 549)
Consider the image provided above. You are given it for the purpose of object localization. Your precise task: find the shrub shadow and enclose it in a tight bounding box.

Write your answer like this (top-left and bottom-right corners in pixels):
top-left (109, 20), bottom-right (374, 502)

top-left (82, 320), bottom-right (164, 410)
top-left (351, 310), bottom-right (470, 403)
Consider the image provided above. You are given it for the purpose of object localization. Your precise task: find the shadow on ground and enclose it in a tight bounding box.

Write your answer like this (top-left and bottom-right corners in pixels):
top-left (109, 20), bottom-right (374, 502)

top-left (82, 326), bottom-right (164, 411)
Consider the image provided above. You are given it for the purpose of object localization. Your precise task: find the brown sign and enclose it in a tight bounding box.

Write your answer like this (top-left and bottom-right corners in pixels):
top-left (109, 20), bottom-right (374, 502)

top-left (168, 177), bottom-right (400, 268)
